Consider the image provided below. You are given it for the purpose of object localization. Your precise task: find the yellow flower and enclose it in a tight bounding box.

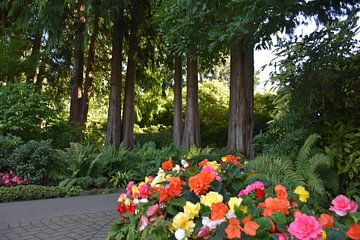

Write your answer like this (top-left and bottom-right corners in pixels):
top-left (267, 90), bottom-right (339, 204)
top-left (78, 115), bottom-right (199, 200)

top-left (183, 201), bottom-right (200, 219)
top-left (171, 212), bottom-right (195, 237)
top-left (172, 164), bottom-right (181, 173)
top-left (208, 161), bottom-right (220, 172)
top-left (132, 186), bottom-right (139, 194)
top-left (228, 197), bottom-right (243, 213)
top-left (117, 193), bottom-right (127, 202)
top-left (145, 176), bottom-right (151, 184)
top-left (151, 169), bottom-right (166, 186)
top-left (239, 205), bottom-right (248, 213)
top-left (139, 182), bottom-right (145, 187)
top-left (322, 230), bottom-right (327, 240)
top-left (200, 191), bottom-right (223, 207)
top-left (221, 156), bottom-right (227, 162)
top-left (294, 186), bottom-right (310, 203)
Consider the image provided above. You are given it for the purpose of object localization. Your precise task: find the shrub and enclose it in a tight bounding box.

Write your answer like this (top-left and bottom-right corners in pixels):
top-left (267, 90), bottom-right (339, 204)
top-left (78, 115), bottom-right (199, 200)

top-left (0, 185), bottom-right (82, 203)
top-left (0, 83), bottom-right (56, 140)
top-left (8, 140), bottom-right (55, 183)
top-left (94, 177), bottom-right (108, 188)
top-left (47, 121), bottom-right (84, 149)
top-left (135, 125), bottom-right (173, 148)
top-left (0, 134), bottom-right (22, 171)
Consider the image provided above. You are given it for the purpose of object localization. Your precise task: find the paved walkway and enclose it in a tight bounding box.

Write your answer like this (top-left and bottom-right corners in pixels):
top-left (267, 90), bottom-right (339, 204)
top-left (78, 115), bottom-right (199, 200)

top-left (0, 193), bottom-right (119, 240)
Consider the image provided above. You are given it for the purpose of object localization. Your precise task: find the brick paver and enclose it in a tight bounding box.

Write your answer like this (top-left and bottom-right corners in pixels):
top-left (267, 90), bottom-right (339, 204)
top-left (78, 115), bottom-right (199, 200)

top-left (0, 194), bottom-right (119, 240)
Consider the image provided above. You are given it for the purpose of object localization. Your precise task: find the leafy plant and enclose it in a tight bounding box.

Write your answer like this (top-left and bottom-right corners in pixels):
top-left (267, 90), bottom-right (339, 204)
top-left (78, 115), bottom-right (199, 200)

top-left (110, 171), bottom-right (133, 188)
top-left (0, 134), bottom-right (22, 171)
top-left (247, 134), bottom-right (333, 195)
top-left (0, 185), bottom-right (82, 203)
top-left (0, 83), bottom-right (56, 140)
top-left (8, 140), bottom-right (55, 184)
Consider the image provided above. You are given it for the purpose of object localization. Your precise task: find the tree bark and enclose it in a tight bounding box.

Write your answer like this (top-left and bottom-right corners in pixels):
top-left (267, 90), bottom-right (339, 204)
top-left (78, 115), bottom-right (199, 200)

top-left (122, 0), bottom-right (141, 149)
top-left (182, 57), bottom-right (201, 149)
top-left (173, 55), bottom-right (183, 147)
top-left (227, 38), bottom-right (254, 157)
top-left (27, 31), bottom-right (42, 83)
top-left (80, 13), bottom-right (99, 125)
top-left (69, 1), bottom-right (85, 127)
top-left (105, 9), bottom-right (125, 149)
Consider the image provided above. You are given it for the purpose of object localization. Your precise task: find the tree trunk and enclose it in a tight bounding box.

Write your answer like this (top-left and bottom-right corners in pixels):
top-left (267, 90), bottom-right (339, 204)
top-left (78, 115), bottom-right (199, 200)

top-left (122, 0), bottom-right (141, 149)
top-left (105, 9), bottom-right (125, 149)
top-left (80, 13), bottom-right (99, 125)
top-left (173, 55), bottom-right (183, 147)
top-left (182, 57), bottom-right (201, 149)
top-left (227, 38), bottom-right (254, 157)
top-left (69, 1), bottom-right (85, 127)
top-left (27, 31), bottom-right (42, 83)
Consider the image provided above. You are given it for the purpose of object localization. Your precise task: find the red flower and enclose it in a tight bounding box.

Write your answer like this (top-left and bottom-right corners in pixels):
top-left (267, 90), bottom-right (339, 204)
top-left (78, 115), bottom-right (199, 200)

top-left (256, 189), bottom-right (265, 199)
top-left (347, 224), bottom-right (360, 240)
top-left (318, 213), bottom-right (334, 228)
top-left (162, 159), bottom-right (173, 171)
top-left (167, 177), bottom-right (184, 198)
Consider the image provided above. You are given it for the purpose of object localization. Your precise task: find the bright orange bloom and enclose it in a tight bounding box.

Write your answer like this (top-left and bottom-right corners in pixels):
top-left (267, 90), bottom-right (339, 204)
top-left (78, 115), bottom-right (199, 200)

top-left (275, 184), bottom-right (288, 199)
top-left (293, 209), bottom-right (303, 218)
top-left (198, 159), bottom-right (209, 168)
top-left (189, 170), bottom-right (216, 197)
top-left (225, 218), bottom-right (241, 239)
top-left (211, 203), bottom-right (229, 220)
top-left (347, 224), bottom-right (360, 240)
top-left (167, 177), bottom-right (184, 197)
top-left (222, 155), bottom-right (243, 167)
top-left (162, 159), bottom-right (173, 171)
top-left (243, 221), bottom-right (260, 236)
top-left (318, 213), bottom-right (334, 228)
top-left (258, 197), bottom-right (291, 217)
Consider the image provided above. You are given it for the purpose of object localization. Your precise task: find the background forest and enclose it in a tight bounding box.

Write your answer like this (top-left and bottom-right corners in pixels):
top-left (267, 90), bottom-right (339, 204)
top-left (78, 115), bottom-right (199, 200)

top-left (0, 0), bottom-right (359, 202)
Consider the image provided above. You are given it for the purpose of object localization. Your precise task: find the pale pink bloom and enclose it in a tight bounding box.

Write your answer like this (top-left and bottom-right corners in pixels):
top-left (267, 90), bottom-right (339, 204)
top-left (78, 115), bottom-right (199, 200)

top-left (329, 195), bottom-right (358, 216)
top-left (139, 215), bottom-right (149, 231)
top-left (147, 204), bottom-right (159, 216)
top-left (126, 181), bottom-right (135, 195)
top-left (288, 214), bottom-right (322, 240)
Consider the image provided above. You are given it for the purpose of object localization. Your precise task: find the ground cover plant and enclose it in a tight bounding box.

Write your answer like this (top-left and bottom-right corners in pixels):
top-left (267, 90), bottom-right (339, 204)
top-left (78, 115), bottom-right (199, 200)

top-left (109, 156), bottom-right (360, 240)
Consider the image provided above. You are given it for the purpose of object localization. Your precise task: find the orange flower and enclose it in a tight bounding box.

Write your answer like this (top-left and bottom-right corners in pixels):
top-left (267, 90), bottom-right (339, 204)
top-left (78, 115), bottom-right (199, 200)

top-left (167, 177), bottom-right (184, 197)
top-left (162, 159), bottom-right (173, 171)
top-left (275, 184), bottom-right (288, 199)
top-left (225, 218), bottom-right (241, 239)
top-left (258, 197), bottom-right (291, 217)
top-left (198, 159), bottom-right (209, 167)
top-left (211, 202), bottom-right (229, 220)
top-left (293, 209), bottom-right (303, 218)
top-left (347, 224), bottom-right (360, 240)
top-left (222, 155), bottom-right (243, 167)
top-left (243, 221), bottom-right (260, 236)
top-left (189, 170), bottom-right (216, 197)
top-left (318, 213), bottom-right (334, 228)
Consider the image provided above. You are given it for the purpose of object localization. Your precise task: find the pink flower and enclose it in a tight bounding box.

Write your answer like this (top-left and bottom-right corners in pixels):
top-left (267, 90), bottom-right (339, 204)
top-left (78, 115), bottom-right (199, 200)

top-left (198, 226), bottom-right (211, 239)
top-left (147, 204), bottom-right (159, 216)
top-left (239, 181), bottom-right (265, 196)
top-left (126, 181), bottom-right (135, 195)
top-left (202, 165), bottom-right (222, 182)
top-left (139, 184), bottom-right (149, 199)
top-left (277, 233), bottom-right (288, 240)
top-left (329, 195), bottom-right (358, 216)
top-left (288, 214), bottom-right (323, 240)
top-left (139, 215), bottom-right (149, 231)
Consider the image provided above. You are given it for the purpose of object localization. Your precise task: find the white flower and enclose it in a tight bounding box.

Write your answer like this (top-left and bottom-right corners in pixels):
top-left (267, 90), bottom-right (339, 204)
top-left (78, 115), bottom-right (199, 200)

top-left (202, 217), bottom-right (210, 226)
top-left (226, 212), bottom-right (236, 219)
top-left (181, 159), bottom-right (189, 168)
top-left (175, 228), bottom-right (187, 240)
top-left (201, 217), bottom-right (224, 230)
top-left (140, 198), bottom-right (148, 203)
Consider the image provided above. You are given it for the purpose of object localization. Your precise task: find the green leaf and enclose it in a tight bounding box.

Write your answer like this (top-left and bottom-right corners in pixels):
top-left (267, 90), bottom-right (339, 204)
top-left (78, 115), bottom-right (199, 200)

top-left (210, 222), bottom-right (227, 240)
top-left (271, 212), bottom-right (286, 225)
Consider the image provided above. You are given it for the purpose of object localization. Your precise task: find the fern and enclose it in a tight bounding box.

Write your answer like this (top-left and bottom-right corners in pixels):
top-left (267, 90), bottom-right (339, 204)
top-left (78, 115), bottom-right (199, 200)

top-left (248, 134), bottom-right (336, 195)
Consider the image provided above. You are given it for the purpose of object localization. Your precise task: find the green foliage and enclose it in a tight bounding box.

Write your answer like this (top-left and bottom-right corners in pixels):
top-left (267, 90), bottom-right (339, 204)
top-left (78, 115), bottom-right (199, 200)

top-left (8, 140), bottom-right (55, 184)
top-left (0, 83), bottom-right (56, 140)
top-left (135, 125), bottom-right (172, 148)
top-left (325, 125), bottom-right (360, 196)
top-left (110, 171), bottom-right (132, 188)
top-left (0, 185), bottom-right (82, 203)
top-left (248, 134), bottom-right (333, 196)
top-left (47, 121), bottom-right (84, 149)
top-left (59, 176), bottom-right (108, 189)
top-left (0, 134), bottom-right (22, 170)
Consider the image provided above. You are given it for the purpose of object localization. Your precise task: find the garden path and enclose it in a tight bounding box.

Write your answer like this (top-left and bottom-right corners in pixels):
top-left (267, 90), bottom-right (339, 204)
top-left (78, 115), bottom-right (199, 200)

top-left (0, 193), bottom-right (119, 240)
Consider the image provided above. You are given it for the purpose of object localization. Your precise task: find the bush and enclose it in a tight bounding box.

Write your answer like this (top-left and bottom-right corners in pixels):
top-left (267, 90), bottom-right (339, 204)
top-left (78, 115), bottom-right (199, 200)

top-left (8, 140), bottom-right (55, 183)
top-left (0, 83), bottom-right (56, 140)
top-left (94, 177), bottom-right (108, 188)
top-left (0, 185), bottom-right (82, 203)
top-left (0, 135), bottom-right (22, 171)
top-left (135, 125), bottom-right (172, 148)
top-left (47, 121), bottom-right (84, 149)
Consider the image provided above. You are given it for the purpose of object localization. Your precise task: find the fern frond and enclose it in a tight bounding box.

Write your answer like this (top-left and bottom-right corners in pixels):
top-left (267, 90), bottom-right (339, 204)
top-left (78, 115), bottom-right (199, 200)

top-left (296, 134), bottom-right (321, 169)
top-left (307, 153), bottom-right (332, 173)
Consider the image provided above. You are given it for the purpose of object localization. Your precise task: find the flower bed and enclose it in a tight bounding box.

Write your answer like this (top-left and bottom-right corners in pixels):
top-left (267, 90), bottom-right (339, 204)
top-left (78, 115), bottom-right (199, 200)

top-left (109, 156), bottom-right (360, 239)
